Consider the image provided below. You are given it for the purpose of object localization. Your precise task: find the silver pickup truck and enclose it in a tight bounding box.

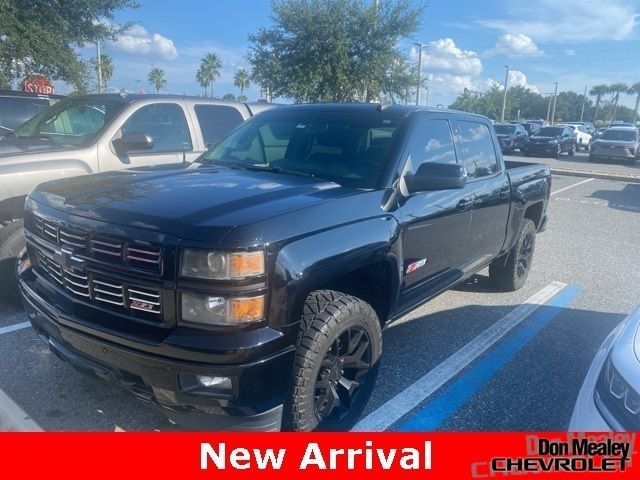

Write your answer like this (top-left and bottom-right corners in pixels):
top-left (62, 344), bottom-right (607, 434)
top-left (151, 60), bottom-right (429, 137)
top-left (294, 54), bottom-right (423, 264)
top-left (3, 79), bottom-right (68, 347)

top-left (0, 93), bottom-right (275, 305)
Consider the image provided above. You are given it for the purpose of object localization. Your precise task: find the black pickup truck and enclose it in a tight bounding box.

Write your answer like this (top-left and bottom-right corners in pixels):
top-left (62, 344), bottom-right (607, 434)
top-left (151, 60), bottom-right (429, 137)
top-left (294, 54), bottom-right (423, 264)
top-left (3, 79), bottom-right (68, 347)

top-left (18, 104), bottom-right (551, 431)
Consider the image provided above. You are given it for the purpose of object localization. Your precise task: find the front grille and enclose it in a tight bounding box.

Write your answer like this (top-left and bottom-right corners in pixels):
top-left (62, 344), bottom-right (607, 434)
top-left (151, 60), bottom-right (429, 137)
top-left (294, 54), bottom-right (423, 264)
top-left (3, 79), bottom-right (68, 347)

top-left (34, 249), bottom-right (163, 322)
top-left (30, 213), bottom-right (162, 273)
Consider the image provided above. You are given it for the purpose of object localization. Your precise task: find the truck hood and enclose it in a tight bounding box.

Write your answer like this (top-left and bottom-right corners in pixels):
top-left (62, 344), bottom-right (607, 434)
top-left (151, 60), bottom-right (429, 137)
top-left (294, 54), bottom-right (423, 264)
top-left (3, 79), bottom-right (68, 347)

top-left (0, 135), bottom-right (67, 158)
top-left (29, 163), bottom-right (359, 241)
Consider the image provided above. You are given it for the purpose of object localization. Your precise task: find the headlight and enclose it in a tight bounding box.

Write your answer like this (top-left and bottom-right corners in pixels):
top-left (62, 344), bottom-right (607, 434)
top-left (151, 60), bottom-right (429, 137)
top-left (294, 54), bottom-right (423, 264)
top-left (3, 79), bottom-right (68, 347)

top-left (181, 293), bottom-right (265, 326)
top-left (181, 249), bottom-right (265, 279)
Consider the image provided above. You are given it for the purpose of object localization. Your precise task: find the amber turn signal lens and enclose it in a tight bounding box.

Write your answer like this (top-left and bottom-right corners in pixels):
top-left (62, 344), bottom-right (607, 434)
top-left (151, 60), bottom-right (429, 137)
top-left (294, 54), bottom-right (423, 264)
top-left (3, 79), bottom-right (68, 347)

top-left (229, 296), bottom-right (265, 322)
top-left (228, 251), bottom-right (265, 278)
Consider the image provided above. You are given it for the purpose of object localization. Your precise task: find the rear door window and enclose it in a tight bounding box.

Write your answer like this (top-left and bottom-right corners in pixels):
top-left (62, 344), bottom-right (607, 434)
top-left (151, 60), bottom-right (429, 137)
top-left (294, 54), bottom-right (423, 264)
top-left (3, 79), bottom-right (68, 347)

top-left (194, 104), bottom-right (245, 147)
top-left (457, 121), bottom-right (500, 180)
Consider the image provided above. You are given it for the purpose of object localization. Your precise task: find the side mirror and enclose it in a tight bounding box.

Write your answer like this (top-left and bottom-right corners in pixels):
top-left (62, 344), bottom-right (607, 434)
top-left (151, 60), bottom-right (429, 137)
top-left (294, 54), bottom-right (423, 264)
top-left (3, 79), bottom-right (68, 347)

top-left (404, 163), bottom-right (467, 194)
top-left (114, 131), bottom-right (153, 153)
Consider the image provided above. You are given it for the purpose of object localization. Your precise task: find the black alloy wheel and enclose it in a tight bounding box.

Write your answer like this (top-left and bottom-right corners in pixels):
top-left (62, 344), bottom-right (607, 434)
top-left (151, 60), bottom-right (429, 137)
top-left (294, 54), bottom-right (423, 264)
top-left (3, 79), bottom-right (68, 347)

top-left (314, 325), bottom-right (373, 425)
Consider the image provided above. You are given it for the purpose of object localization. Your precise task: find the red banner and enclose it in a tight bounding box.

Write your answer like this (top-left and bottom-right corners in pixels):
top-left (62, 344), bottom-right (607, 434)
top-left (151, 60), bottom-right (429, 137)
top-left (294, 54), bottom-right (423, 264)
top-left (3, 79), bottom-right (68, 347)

top-left (0, 432), bottom-right (637, 478)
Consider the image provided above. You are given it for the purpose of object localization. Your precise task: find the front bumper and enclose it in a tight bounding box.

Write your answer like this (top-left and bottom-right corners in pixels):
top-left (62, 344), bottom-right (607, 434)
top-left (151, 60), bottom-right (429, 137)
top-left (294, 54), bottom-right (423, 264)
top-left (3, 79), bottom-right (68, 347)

top-left (525, 143), bottom-right (559, 156)
top-left (590, 148), bottom-right (636, 162)
top-left (19, 269), bottom-right (295, 431)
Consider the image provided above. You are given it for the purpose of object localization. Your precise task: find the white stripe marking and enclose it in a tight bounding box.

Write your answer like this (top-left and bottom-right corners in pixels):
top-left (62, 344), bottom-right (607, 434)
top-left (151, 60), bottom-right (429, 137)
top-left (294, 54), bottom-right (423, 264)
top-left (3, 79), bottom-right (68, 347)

top-left (0, 387), bottom-right (42, 431)
top-left (352, 281), bottom-right (568, 432)
top-left (551, 178), bottom-right (594, 196)
top-left (0, 321), bottom-right (31, 336)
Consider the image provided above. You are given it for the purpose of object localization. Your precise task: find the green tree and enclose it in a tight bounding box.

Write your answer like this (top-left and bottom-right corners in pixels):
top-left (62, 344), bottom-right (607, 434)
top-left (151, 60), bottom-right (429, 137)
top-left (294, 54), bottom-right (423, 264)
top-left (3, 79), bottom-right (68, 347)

top-left (248, 0), bottom-right (425, 103)
top-left (222, 92), bottom-right (236, 100)
top-left (90, 53), bottom-right (114, 92)
top-left (0, 0), bottom-right (137, 91)
top-left (607, 82), bottom-right (628, 121)
top-left (629, 82), bottom-right (640, 125)
top-left (148, 67), bottom-right (166, 94)
top-left (589, 84), bottom-right (608, 122)
top-left (198, 53), bottom-right (222, 97)
top-left (234, 69), bottom-right (251, 101)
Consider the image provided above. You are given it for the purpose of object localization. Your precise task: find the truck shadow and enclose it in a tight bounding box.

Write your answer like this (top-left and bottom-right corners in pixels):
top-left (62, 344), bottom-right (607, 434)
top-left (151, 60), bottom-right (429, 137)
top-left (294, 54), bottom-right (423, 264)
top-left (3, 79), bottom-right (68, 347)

top-left (373, 302), bottom-right (628, 430)
top-left (589, 183), bottom-right (640, 214)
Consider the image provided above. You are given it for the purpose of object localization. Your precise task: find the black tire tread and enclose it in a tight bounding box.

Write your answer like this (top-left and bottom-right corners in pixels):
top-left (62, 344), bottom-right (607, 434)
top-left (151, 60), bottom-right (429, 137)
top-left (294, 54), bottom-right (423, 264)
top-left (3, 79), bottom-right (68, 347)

top-left (489, 219), bottom-right (536, 292)
top-left (0, 219), bottom-right (25, 307)
top-left (286, 289), bottom-right (381, 432)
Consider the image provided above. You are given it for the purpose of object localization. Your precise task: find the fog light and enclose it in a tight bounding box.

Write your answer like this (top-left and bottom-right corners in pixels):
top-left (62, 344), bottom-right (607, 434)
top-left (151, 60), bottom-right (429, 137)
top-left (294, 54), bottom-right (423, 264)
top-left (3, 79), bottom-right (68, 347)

top-left (197, 375), bottom-right (232, 389)
top-left (17, 257), bottom-right (31, 276)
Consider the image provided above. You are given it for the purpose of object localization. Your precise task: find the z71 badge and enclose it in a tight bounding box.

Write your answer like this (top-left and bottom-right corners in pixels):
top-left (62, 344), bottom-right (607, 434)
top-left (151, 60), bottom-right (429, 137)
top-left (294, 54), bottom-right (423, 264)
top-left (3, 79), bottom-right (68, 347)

top-left (405, 258), bottom-right (427, 275)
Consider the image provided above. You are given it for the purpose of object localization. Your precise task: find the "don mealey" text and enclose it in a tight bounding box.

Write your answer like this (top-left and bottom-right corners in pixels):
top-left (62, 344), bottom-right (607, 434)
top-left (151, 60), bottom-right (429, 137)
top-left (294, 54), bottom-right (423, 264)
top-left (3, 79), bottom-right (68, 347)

top-left (201, 441), bottom-right (432, 470)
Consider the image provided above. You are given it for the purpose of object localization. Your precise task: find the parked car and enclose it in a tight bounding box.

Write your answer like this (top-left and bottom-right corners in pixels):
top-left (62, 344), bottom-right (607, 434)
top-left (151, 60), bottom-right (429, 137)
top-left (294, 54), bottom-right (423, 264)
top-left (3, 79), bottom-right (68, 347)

top-left (0, 93), bottom-right (276, 306)
top-left (509, 121), bottom-right (540, 136)
top-left (0, 90), bottom-right (63, 134)
top-left (495, 123), bottom-right (529, 154)
top-left (567, 121), bottom-right (596, 135)
top-left (589, 127), bottom-right (640, 164)
top-left (18, 104), bottom-right (551, 431)
top-left (563, 124), bottom-right (593, 151)
top-left (593, 127), bottom-right (607, 139)
top-left (522, 125), bottom-right (577, 158)
top-left (570, 305), bottom-right (640, 431)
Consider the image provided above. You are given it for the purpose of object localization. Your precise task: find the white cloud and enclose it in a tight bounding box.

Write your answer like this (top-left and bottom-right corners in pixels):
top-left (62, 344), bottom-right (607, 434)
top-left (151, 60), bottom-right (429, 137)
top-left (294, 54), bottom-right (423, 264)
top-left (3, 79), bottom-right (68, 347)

top-left (112, 25), bottom-right (178, 61)
top-left (418, 38), bottom-right (483, 76)
top-left (507, 70), bottom-right (539, 93)
top-left (478, 0), bottom-right (639, 43)
top-left (491, 34), bottom-right (543, 56)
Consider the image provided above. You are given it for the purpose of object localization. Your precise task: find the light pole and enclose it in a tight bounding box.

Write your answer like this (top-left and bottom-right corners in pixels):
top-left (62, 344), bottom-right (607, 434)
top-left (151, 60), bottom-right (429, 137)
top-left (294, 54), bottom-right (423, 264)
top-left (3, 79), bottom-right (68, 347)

top-left (579, 84), bottom-right (588, 122)
top-left (414, 43), bottom-right (427, 106)
top-left (500, 65), bottom-right (510, 122)
top-left (550, 82), bottom-right (559, 125)
top-left (546, 93), bottom-right (553, 123)
top-left (96, 41), bottom-right (102, 93)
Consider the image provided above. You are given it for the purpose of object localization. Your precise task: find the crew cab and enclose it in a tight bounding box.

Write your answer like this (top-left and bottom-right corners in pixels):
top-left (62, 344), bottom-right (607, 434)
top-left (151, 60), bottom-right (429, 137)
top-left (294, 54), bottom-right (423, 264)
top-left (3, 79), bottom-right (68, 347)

top-left (18, 104), bottom-right (551, 431)
top-left (0, 93), bottom-right (275, 305)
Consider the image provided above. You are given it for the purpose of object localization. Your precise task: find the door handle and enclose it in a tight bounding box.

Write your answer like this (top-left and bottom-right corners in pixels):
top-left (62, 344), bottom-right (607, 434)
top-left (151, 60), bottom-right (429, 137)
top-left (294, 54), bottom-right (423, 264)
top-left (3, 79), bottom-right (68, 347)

top-left (456, 198), bottom-right (471, 211)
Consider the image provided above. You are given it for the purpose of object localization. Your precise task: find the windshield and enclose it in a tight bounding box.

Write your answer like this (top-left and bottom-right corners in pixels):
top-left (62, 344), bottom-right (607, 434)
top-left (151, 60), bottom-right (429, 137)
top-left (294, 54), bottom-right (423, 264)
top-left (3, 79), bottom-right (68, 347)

top-left (13, 97), bottom-right (127, 147)
top-left (494, 125), bottom-right (515, 134)
top-left (601, 129), bottom-right (637, 142)
top-left (0, 96), bottom-right (50, 130)
top-left (536, 127), bottom-right (563, 137)
top-left (199, 109), bottom-right (403, 188)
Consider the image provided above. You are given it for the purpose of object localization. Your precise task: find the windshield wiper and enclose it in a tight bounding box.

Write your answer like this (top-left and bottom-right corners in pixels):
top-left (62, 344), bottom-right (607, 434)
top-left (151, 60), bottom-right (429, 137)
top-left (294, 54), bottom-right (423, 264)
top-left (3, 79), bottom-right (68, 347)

top-left (239, 164), bottom-right (316, 178)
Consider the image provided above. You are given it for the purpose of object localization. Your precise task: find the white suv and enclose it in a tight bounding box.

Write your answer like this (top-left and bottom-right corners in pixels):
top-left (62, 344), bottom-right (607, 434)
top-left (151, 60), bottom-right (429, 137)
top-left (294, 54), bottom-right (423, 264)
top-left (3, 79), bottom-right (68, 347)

top-left (564, 124), bottom-right (593, 151)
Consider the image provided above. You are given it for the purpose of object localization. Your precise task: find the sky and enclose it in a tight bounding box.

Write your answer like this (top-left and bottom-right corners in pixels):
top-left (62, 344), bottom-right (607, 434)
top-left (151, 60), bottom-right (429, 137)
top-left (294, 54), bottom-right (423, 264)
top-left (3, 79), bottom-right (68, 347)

top-left (71, 0), bottom-right (640, 108)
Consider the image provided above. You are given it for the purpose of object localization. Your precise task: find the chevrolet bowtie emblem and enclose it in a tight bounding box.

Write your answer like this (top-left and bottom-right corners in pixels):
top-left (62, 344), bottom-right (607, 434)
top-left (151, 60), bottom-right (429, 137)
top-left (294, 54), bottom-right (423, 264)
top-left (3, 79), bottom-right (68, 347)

top-left (54, 248), bottom-right (85, 272)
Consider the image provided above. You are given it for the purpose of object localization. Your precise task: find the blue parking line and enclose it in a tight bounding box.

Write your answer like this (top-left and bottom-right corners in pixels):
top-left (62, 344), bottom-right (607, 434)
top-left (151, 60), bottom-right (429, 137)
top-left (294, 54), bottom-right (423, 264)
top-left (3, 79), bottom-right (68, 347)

top-left (398, 284), bottom-right (583, 431)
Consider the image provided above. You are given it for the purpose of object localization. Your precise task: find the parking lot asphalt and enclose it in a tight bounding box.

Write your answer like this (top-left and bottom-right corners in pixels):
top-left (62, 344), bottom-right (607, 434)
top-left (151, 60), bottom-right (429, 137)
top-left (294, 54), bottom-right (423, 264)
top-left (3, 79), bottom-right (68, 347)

top-left (0, 167), bottom-right (638, 431)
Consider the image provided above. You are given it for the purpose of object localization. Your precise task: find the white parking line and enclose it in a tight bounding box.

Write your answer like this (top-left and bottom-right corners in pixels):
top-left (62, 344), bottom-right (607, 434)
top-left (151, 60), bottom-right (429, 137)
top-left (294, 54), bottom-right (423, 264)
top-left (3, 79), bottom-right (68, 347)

top-left (352, 281), bottom-right (568, 432)
top-left (551, 178), bottom-right (594, 196)
top-left (0, 387), bottom-right (42, 431)
top-left (0, 321), bottom-right (31, 336)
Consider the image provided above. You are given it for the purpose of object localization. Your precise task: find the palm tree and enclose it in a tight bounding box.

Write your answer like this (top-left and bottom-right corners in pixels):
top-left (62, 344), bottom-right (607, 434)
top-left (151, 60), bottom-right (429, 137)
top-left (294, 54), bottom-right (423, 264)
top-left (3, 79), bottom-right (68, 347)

top-left (629, 82), bottom-right (640, 125)
top-left (234, 69), bottom-right (250, 101)
top-left (589, 84), bottom-right (608, 122)
top-left (199, 53), bottom-right (222, 97)
top-left (196, 66), bottom-right (210, 97)
top-left (148, 67), bottom-right (166, 94)
top-left (608, 82), bottom-right (629, 121)
top-left (90, 54), bottom-right (114, 92)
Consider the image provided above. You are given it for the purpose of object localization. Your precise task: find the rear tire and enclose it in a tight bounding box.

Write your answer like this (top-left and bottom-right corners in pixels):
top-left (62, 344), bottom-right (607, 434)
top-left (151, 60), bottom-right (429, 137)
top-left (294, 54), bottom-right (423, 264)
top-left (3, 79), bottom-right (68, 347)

top-left (284, 290), bottom-right (382, 431)
top-left (0, 220), bottom-right (25, 308)
top-left (567, 144), bottom-right (576, 156)
top-left (489, 219), bottom-right (537, 292)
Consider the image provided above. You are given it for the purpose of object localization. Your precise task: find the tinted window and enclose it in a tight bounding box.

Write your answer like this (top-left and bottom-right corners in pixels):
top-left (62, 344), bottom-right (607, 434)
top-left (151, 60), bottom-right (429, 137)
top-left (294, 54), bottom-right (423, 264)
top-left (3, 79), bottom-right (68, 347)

top-left (457, 121), bottom-right (499, 179)
top-left (536, 127), bottom-right (563, 137)
top-left (403, 118), bottom-right (456, 175)
top-left (601, 129), bottom-right (638, 141)
top-left (0, 96), bottom-right (50, 130)
top-left (121, 103), bottom-right (192, 152)
top-left (201, 109), bottom-right (403, 188)
top-left (14, 97), bottom-right (126, 147)
top-left (194, 104), bottom-right (245, 147)
top-left (494, 124), bottom-right (515, 135)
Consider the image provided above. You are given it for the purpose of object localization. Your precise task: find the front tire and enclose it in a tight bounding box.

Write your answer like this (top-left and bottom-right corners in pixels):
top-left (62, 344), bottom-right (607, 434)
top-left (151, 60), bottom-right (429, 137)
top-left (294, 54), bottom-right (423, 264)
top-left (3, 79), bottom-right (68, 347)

top-left (0, 220), bottom-right (25, 307)
top-left (489, 219), bottom-right (537, 292)
top-left (284, 290), bottom-right (382, 431)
